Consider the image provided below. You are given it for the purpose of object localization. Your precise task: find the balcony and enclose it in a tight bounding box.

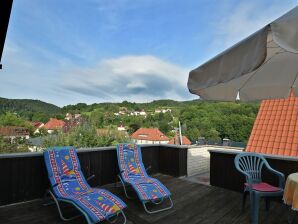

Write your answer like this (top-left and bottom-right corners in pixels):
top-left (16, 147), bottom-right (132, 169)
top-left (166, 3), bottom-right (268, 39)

top-left (0, 145), bottom-right (297, 224)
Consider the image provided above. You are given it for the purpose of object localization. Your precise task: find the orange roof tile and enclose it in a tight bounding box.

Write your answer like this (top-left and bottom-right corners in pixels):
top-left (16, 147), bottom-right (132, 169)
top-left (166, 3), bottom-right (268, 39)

top-left (168, 135), bottom-right (192, 145)
top-left (246, 90), bottom-right (298, 157)
top-left (131, 128), bottom-right (169, 141)
top-left (44, 118), bottom-right (65, 130)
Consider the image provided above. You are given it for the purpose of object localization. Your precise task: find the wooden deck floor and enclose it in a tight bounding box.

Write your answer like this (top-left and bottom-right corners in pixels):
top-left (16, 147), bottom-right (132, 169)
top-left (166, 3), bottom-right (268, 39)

top-left (0, 174), bottom-right (295, 224)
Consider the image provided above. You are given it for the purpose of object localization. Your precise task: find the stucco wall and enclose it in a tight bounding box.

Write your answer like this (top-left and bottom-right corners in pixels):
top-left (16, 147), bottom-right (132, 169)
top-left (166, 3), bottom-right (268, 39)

top-left (187, 146), bottom-right (243, 176)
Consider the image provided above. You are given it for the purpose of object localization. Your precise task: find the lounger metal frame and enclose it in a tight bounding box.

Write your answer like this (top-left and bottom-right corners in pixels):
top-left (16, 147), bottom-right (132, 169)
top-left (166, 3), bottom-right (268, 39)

top-left (43, 175), bottom-right (127, 224)
top-left (118, 174), bottom-right (173, 214)
top-left (142, 195), bottom-right (173, 214)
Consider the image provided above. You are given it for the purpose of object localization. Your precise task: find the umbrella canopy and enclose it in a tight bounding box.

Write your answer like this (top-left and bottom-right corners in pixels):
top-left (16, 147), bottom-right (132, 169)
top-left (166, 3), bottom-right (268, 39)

top-left (188, 6), bottom-right (298, 101)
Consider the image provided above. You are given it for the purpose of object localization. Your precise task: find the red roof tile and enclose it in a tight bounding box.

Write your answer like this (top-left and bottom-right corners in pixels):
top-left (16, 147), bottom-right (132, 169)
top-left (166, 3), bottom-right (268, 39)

top-left (44, 118), bottom-right (65, 130)
top-left (31, 121), bottom-right (44, 129)
top-left (168, 135), bottom-right (192, 145)
top-left (246, 90), bottom-right (298, 157)
top-left (0, 126), bottom-right (29, 137)
top-left (131, 128), bottom-right (169, 141)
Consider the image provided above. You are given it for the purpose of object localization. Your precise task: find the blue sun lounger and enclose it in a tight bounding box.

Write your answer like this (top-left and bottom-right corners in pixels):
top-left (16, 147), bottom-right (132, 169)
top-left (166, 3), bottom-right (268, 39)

top-left (43, 146), bottom-right (127, 224)
top-left (116, 143), bottom-right (173, 214)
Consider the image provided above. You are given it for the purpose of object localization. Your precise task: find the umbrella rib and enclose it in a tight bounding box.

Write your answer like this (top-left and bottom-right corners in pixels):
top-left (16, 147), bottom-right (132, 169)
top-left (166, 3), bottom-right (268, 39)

top-left (291, 72), bottom-right (298, 88)
top-left (238, 50), bottom-right (285, 91)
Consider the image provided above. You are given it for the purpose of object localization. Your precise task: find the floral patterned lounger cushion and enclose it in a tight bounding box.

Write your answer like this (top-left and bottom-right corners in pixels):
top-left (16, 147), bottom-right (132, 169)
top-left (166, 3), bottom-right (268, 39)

top-left (44, 147), bottom-right (126, 223)
top-left (117, 143), bottom-right (171, 201)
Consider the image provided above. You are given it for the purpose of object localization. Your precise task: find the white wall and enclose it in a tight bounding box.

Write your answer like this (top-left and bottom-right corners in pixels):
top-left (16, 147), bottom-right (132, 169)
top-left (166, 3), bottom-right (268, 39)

top-left (133, 139), bottom-right (169, 144)
top-left (187, 146), bottom-right (243, 176)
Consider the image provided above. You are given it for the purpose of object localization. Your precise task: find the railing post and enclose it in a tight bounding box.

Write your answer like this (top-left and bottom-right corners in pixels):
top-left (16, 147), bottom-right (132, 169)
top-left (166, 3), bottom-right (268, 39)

top-left (158, 145), bottom-right (188, 177)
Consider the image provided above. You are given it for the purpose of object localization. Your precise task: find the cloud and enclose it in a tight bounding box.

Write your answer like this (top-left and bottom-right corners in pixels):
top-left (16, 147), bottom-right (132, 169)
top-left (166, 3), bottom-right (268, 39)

top-left (208, 1), bottom-right (298, 54)
top-left (1, 39), bottom-right (195, 106)
top-left (0, 41), bottom-right (64, 100)
top-left (5, 0), bottom-right (297, 106)
top-left (61, 55), bottom-right (192, 102)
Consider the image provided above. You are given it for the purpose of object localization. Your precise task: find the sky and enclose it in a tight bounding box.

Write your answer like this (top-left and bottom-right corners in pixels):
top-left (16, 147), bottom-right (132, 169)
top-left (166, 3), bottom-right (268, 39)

top-left (1, 0), bottom-right (298, 106)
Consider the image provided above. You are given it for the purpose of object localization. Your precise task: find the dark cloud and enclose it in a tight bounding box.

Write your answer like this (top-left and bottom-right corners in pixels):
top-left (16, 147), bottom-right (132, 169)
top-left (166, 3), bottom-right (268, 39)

top-left (60, 55), bottom-right (196, 102)
top-left (64, 86), bottom-right (113, 100)
top-left (63, 73), bottom-right (191, 101)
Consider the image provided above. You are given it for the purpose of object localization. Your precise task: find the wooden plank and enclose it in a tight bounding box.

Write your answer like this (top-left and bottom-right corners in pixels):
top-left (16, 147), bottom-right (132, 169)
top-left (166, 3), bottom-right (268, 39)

top-left (1, 145), bottom-right (183, 205)
top-left (142, 146), bottom-right (159, 174)
top-left (158, 146), bottom-right (188, 177)
top-left (0, 174), bottom-right (291, 224)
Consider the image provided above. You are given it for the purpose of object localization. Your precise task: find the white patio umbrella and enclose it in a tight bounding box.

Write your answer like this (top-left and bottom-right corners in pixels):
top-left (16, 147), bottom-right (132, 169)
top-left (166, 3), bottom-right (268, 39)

top-left (188, 6), bottom-right (298, 101)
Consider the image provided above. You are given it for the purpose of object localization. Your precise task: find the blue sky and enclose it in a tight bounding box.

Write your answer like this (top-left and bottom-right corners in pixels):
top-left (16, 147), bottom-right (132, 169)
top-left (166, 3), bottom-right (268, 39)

top-left (1, 0), bottom-right (297, 106)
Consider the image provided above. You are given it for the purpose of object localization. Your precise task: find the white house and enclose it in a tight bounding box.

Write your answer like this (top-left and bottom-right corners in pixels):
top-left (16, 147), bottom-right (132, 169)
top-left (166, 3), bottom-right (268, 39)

top-left (131, 128), bottom-right (169, 144)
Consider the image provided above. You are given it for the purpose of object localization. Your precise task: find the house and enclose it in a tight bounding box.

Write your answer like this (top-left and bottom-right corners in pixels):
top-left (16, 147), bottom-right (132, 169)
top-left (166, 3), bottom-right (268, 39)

top-left (44, 118), bottom-right (66, 134)
top-left (246, 90), bottom-right (298, 156)
top-left (155, 108), bottom-right (171, 114)
top-left (31, 121), bottom-right (44, 129)
top-left (131, 128), bottom-right (169, 144)
top-left (119, 107), bottom-right (128, 113)
top-left (119, 110), bottom-right (126, 115)
top-left (117, 124), bottom-right (126, 131)
top-left (130, 111), bottom-right (140, 116)
top-left (129, 109), bottom-right (146, 116)
top-left (0, 126), bottom-right (30, 142)
top-left (168, 134), bottom-right (192, 145)
top-left (74, 114), bottom-right (81, 119)
top-left (63, 115), bottom-right (84, 133)
top-left (162, 109), bottom-right (172, 113)
top-left (65, 113), bottom-right (81, 120)
top-left (139, 110), bottom-right (147, 116)
top-left (65, 113), bottom-right (73, 120)
top-left (31, 121), bottom-right (44, 134)
top-left (63, 119), bottom-right (82, 133)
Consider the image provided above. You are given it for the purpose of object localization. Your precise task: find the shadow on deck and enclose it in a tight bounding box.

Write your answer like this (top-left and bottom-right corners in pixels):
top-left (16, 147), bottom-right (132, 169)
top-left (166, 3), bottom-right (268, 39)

top-left (0, 174), bottom-right (295, 224)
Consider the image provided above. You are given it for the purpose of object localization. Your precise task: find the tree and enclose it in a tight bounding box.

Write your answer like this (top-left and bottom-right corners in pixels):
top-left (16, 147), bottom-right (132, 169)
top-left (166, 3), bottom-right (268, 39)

top-left (0, 112), bottom-right (34, 135)
top-left (158, 121), bottom-right (171, 135)
top-left (31, 112), bottom-right (49, 123)
top-left (42, 123), bottom-right (130, 148)
top-left (55, 114), bottom-right (65, 120)
top-left (0, 112), bottom-right (28, 126)
top-left (204, 128), bottom-right (221, 141)
top-left (0, 136), bottom-right (30, 154)
top-left (185, 128), bottom-right (200, 142)
top-left (179, 101), bottom-right (258, 142)
top-left (89, 110), bottom-right (104, 128)
top-left (128, 123), bottom-right (141, 134)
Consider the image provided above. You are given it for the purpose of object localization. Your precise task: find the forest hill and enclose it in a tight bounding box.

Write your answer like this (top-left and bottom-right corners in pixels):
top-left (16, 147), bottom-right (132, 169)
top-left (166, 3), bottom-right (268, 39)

top-left (0, 98), bottom-right (260, 153)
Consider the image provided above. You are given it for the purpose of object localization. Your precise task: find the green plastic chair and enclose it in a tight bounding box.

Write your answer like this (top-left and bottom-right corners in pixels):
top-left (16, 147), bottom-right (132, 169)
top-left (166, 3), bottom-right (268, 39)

top-left (234, 152), bottom-right (285, 224)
